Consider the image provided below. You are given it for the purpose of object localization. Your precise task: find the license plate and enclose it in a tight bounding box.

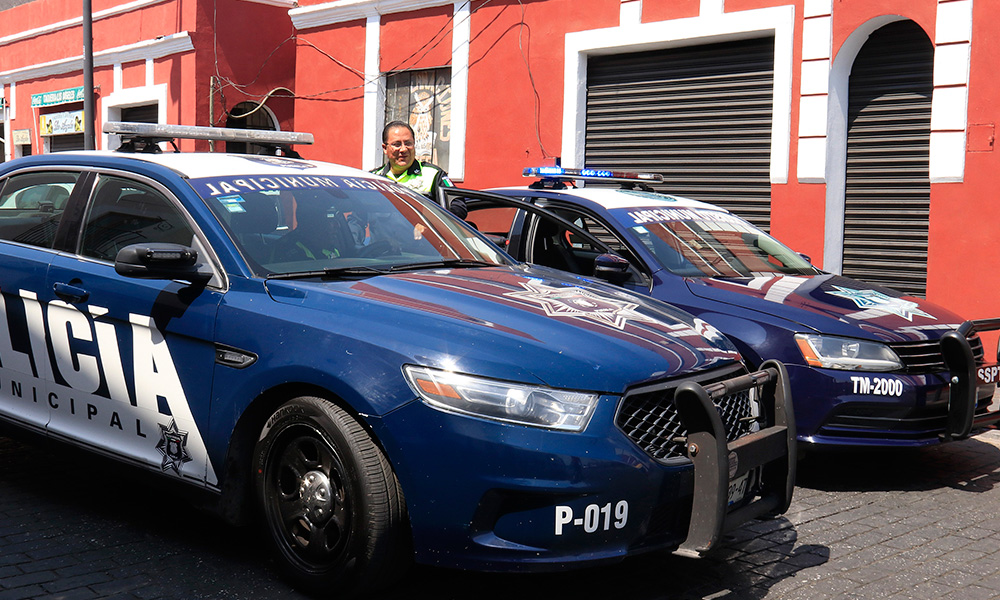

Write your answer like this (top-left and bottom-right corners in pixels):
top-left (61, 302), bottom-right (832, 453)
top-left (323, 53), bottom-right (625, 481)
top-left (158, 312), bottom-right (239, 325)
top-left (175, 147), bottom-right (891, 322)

top-left (728, 472), bottom-right (749, 506)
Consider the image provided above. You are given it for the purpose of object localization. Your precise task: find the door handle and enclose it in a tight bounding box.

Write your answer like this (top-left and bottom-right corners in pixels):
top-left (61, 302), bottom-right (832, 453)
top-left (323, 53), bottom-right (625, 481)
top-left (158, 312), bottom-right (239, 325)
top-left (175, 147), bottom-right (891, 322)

top-left (53, 282), bottom-right (90, 304)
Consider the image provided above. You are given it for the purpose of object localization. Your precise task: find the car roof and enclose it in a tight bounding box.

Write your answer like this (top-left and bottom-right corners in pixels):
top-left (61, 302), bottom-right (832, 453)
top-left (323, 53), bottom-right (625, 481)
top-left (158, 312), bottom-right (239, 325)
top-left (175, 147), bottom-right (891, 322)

top-left (488, 184), bottom-right (731, 214)
top-left (27, 150), bottom-right (369, 179)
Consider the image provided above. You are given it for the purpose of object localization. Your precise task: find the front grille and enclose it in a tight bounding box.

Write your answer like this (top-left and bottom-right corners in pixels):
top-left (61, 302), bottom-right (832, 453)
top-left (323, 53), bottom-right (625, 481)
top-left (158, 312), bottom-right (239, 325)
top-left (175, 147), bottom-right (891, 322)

top-left (890, 332), bottom-right (984, 374)
top-left (818, 395), bottom-right (997, 440)
top-left (615, 365), bottom-right (760, 462)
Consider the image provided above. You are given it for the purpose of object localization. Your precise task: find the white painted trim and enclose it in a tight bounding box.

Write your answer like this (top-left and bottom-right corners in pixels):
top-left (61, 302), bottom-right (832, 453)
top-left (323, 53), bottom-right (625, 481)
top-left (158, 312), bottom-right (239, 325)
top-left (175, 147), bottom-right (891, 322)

top-left (620, 1), bottom-right (642, 26)
top-left (562, 5), bottom-right (795, 184)
top-left (291, 0), bottom-right (453, 31)
top-left (101, 83), bottom-right (168, 150)
top-left (935, 0), bottom-right (973, 44)
top-left (796, 136), bottom-right (827, 183)
top-left (113, 64), bottom-right (124, 92)
top-left (362, 15), bottom-right (383, 171)
top-left (801, 15), bottom-right (832, 60)
top-left (803, 0), bottom-right (832, 18)
top-left (238, 0), bottom-right (297, 8)
top-left (0, 32), bottom-right (194, 85)
top-left (933, 42), bottom-right (971, 87)
top-left (2, 85), bottom-right (9, 161)
top-left (0, 0), bottom-right (173, 48)
top-left (798, 95), bottom-right (828, 138)
top-left (146, 58), bottom-right (155, 87)
top-left (929, 130), bottom-right (966, 183)
top-left (800, 59), bottom-right (830, 95)
top-left (700, 0), bottom-right (724, 16)
top-left (930, 86), bottom-right (968, 132)
top-left (448, 0), bottom-right (470, 181)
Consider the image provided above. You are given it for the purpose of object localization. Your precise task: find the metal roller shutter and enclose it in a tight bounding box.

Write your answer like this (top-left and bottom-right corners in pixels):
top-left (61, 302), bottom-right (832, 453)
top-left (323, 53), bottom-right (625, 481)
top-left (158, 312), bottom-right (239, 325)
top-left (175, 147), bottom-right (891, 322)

top-left (120, 104), bottom-right (159, 124)
top-left (49, 134), bottom-right (85, 153)
top-left (585, 37), bottom-right (775, 230)
top-left (844, 21), bottom-right (933, 297)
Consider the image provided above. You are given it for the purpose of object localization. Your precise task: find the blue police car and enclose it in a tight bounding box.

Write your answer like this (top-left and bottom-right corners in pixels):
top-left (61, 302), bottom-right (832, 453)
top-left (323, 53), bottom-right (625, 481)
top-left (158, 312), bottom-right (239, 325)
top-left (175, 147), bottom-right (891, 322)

top-left (0, 125), bottom-right (794, 595)
top-left (463, 167), bottom-right (1000, 450)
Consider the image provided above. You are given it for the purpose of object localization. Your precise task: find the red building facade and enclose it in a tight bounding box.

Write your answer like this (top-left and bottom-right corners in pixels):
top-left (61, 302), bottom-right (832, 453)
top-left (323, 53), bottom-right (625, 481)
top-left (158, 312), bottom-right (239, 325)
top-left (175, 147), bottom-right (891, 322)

top-left (0, 0), bottom-right (297, 155)
top-left (2, 0), bottom-right (998, 329)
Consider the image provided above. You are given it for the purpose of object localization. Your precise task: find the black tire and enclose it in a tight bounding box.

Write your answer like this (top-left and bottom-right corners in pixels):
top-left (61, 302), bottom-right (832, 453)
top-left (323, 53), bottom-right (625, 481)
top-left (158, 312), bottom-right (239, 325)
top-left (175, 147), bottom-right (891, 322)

top-left (253, 396), bottom-right (409, 597)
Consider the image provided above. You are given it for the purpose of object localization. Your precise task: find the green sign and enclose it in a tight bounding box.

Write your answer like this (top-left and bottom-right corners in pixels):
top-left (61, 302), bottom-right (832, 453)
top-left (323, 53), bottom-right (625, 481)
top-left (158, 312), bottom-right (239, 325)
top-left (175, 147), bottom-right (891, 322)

top-left (31, 86), bottom-right (85, 108)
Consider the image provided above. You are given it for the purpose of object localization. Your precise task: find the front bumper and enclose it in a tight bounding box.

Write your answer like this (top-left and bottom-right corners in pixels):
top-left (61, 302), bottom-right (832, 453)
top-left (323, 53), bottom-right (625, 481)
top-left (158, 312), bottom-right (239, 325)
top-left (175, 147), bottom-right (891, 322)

top-left (797, 320), bottom-right (1000, 447)
top-left (373, 361), bottom-right (795, 571)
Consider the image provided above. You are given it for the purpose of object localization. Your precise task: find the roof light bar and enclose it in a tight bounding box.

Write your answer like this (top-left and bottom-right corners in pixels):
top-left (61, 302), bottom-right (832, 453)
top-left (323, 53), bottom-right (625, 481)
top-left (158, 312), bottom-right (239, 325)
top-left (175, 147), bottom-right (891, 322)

top-left (103, 122), bottom-right (314, 146)
top-left (523, 166), bottom-right (663, 183)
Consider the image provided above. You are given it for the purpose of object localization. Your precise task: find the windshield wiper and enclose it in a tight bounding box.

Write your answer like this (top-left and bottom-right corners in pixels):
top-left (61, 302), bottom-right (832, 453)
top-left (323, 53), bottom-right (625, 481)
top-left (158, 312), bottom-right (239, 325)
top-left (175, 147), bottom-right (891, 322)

top-left (266, 265), bottom-right (390, 280)
top-left (386, 259), bottom-right (498, 272)
top-left (266, 260), bottom-right (497, 280)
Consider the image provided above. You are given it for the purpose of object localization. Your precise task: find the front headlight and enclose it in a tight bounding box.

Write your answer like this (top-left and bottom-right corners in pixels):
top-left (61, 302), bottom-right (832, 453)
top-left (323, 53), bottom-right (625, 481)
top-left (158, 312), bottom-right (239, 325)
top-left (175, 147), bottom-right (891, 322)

top-left (794, 334), bottom-right (902, 372)
top-left (403, 365), bottom-right (600, 431)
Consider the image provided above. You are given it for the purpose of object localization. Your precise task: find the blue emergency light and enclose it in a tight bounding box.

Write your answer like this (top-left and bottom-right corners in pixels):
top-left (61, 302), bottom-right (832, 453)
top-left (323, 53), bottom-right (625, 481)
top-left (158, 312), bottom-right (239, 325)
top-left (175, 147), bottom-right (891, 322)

top-left (523, 166), bottom-right (663, 183)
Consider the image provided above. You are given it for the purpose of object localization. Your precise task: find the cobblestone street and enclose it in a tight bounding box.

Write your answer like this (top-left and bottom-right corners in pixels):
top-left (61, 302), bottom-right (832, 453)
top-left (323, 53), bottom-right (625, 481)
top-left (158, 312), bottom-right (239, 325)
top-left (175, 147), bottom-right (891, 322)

top-left (2, 428), bottom-right (1000, 599)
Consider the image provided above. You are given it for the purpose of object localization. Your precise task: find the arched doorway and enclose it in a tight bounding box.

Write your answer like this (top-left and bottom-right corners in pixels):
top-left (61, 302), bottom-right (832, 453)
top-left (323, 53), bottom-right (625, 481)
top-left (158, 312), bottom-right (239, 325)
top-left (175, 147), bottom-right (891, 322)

top-left (843, 21), bottom-right (933, 296)
top-left (225, 101), bottom-right (278, 154)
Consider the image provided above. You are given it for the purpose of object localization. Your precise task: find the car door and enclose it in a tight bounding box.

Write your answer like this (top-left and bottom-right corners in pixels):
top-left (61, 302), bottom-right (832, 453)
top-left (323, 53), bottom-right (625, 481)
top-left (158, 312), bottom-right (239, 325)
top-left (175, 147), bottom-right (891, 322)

top-left (0, 169), bottom-right (84, 432)
top-left (462, 190), bottom-right (651, 291)
top-left (46, 171), bottom-right (224, 487)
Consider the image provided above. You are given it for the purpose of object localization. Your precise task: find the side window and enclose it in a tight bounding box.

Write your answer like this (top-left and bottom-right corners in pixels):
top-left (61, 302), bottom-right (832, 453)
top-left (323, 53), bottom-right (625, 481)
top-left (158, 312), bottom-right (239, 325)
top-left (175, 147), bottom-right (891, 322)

top-left (525, 211), bottom-right (599, 276)
top-left (0, 171), bottom-right (79, 248)
top-left (527, 204), bottom-right (646, 284)
top-left (80, 175), bottom-right (195, 261)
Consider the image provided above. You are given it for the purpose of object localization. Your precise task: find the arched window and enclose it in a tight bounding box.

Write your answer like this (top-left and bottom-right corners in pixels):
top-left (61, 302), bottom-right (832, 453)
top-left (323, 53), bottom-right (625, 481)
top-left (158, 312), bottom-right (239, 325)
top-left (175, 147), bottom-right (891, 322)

top-left (225, 102), bottom-right (278, 154)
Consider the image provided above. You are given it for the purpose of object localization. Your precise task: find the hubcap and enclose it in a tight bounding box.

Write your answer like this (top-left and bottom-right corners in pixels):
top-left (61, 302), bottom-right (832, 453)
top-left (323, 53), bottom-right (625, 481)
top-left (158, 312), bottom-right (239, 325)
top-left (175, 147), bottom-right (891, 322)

top-left (300, 470), bottom-right (334, 524)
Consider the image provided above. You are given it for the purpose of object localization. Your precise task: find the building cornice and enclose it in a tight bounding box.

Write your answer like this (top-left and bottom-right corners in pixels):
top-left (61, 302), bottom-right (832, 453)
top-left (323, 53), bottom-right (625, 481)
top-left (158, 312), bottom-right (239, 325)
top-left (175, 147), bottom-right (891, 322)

top-left (291, 0), bottom-right (452, 31)
top-left (0, 32), bottom-right (194, 85)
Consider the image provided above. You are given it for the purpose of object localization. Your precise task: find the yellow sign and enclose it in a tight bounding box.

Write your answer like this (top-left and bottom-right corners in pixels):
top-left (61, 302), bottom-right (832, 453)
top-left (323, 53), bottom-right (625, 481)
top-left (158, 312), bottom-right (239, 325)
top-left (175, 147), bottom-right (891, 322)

top-left (39, 110), bottom-right (84, 136)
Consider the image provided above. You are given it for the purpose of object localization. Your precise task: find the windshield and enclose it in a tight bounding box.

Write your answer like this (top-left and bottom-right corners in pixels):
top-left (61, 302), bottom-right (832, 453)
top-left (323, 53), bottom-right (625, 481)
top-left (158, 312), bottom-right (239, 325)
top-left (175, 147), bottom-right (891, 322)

top-left (610, 205), bottom-right (818, 278)
top-left (190, 174), bottom-right (510, 276)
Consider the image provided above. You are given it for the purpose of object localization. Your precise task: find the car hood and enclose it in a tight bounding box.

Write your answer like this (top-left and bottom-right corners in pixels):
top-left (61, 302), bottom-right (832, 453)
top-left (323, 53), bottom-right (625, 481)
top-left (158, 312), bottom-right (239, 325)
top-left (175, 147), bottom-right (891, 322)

top-left (264, 265), bottom-right (740, 393)
top-left (684, 273), bottom-right (965, 342)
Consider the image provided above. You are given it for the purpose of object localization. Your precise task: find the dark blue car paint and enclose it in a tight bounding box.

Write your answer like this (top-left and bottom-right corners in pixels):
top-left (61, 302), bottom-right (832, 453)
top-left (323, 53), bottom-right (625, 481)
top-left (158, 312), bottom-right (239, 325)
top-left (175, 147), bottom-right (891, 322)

top-left (485, 186), bottom-right (997, 447)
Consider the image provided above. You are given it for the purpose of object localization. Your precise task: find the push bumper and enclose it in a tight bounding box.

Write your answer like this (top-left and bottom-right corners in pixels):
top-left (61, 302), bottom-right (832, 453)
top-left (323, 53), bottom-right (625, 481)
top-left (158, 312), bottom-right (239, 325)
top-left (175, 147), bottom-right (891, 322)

top-left (673, 359), bottom-right (796, 558)
top-left (946, 319), bottom-right (1000, 442)
top-left (376, 361), bottom-right (796, 571)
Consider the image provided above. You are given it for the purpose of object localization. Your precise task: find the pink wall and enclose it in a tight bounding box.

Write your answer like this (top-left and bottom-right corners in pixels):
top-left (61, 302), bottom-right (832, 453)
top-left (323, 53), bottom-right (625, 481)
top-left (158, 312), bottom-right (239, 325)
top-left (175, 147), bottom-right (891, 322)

top-left (292, 19), bottom-right (367, 165)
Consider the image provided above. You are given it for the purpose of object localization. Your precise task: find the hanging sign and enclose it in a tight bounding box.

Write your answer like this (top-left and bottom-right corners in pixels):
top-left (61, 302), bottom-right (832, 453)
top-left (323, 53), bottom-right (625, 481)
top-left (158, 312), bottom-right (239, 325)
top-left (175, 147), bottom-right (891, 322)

top-left (31, 86), bottom-right (85, 108)
top-left (12, 129), bottom-right (31, 145)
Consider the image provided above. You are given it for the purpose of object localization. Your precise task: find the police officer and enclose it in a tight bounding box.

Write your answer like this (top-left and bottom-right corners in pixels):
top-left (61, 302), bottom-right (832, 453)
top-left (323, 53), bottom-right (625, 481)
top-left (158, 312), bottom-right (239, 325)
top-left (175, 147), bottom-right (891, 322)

top-left (370, 121), bottom-right (467, 219)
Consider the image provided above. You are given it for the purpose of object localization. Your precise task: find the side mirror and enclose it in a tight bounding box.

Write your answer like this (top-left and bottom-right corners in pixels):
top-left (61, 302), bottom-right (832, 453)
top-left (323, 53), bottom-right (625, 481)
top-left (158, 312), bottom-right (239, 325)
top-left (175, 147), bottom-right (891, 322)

top-left (115, 243), bottom-right (213, 282)
top-left (798, 252), bottom-right (812, 264)
top-left (593, 252), bottom-right (631, 285)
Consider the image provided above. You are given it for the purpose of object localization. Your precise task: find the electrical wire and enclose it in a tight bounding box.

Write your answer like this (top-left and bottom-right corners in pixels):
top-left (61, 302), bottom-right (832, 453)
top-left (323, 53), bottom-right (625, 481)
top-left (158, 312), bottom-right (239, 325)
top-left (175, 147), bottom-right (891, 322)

top-left (209, 0), bottom-right (554, 158)
top-left (515, 0), bottom-right (553, 159)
